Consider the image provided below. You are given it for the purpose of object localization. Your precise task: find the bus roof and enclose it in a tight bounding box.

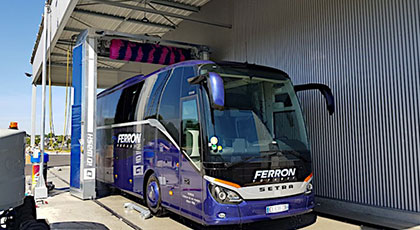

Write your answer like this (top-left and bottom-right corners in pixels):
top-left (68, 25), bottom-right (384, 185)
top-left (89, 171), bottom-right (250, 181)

top-left (97, 60), bottom-right (213, 98)
top-left (97, 60), bottom-right (290, 98)
top-left (215, 61), bottom-right (290, 80)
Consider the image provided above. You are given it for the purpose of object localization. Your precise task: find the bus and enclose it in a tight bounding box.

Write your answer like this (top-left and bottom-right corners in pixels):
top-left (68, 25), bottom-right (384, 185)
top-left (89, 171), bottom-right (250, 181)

top-left (96, 60), bottom-right (334, 226)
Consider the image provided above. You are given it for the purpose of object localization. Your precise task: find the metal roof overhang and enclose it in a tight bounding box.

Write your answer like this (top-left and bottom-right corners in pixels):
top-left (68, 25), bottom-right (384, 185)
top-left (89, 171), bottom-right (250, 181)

top-left (30, 0), bottom-right (231, 88)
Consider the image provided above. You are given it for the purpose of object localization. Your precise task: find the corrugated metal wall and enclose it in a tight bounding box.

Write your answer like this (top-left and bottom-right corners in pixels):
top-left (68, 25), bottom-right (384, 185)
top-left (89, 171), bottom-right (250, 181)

top-left (224, 0), bottom-right (420, 213)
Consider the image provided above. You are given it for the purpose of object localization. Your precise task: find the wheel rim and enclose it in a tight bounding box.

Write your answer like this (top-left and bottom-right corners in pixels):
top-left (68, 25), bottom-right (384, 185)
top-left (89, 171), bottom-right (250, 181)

top-left (147, 181), bottom-right (159, 208)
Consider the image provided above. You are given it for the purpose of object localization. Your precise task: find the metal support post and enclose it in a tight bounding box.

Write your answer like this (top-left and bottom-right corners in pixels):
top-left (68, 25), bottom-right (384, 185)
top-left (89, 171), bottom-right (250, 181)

top-left (30, 84), bottom-right (37, 147)
top-left (35, 2), bottom-right (49, 200)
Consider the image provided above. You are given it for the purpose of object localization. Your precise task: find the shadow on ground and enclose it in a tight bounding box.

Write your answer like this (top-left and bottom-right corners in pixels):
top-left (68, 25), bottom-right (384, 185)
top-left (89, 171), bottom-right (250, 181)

top-left (50, 222), bottom-right (109, 230)
top-left (314, 213), bottom-right (391, 230)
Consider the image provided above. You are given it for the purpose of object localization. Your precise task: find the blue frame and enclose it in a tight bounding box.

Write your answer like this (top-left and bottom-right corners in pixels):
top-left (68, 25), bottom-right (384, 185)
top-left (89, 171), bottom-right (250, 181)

top-left (70, 44), bottom-right (83, 189)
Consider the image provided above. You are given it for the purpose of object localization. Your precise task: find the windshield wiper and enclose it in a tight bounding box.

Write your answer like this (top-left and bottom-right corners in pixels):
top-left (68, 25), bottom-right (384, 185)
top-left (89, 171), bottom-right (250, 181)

top-left (225, 150), bottom-right (281, 169)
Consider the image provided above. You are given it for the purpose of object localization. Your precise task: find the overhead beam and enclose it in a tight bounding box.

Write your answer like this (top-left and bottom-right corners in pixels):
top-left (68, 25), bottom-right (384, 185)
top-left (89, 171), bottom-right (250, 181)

top-left (73, 8), bottom-right (176, 30)
top-left (146, 2), bottom-right (177, 28)
top-left (64, 26), bottom-right (167, 37)
top-left (64, 27), bottom-right (84, 33)
top-left (70, 15), bottom-right (94, 28)
top-left (97, 30), bottom-right (204, 49)
top-left (77, 0), bottom-right (133, 7)
top-left (50, 62), bottom-right (140, 74)
top-left (79, 0), bottom-right (200, 13)
top-left (57, 39), bottom-right (75, 46)
top-left (63, 28), bottom-right (205, 50)
top-left (51, 52), bottom-right (130, 64)
top-left (91, 0), bottom-right (232, 29)
top-left (149, 0), bottom-right (200, 13)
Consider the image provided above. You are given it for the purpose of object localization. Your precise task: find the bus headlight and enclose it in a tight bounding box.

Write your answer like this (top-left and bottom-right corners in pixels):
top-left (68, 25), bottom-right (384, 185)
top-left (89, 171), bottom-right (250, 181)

top-left (209, 184), bottom-right (243, 204)
top-left (305, 183), bottom-right (313, 194)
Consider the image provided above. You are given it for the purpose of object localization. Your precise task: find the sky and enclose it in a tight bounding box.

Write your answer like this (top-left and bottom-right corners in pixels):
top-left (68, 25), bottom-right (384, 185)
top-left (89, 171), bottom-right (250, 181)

top-left (0, 1), bottom-right (67, 135)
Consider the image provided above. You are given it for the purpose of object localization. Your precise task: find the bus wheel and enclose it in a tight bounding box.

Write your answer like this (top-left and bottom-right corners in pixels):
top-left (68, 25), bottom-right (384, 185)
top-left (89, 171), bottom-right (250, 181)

top-left (146, 174), bottom-right (166, 216)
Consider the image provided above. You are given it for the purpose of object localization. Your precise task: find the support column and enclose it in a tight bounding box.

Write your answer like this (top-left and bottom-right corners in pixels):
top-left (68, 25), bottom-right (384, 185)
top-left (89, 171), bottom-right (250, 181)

top-left (30, 84), bottom-right (37, 147)
top-left (70, 29), bottom-right (97, 200)
top-left (34, 2), bottom-right (49, 200)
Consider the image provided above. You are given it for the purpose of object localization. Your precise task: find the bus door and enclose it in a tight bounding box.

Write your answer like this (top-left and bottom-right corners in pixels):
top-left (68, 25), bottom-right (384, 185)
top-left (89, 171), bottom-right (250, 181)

top-left (113, 126), bottom-right (135, 192)
top-left (156, 127), bottom-right (180, 209)
top-left (155, 67), bottom-right (184, 210)
top-left (179, 96), bottom-right (204, 221)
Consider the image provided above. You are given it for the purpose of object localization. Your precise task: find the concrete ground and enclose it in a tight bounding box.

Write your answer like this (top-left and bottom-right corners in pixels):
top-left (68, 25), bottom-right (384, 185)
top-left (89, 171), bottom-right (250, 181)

top-left (29, 166), bottom-right (382, 230)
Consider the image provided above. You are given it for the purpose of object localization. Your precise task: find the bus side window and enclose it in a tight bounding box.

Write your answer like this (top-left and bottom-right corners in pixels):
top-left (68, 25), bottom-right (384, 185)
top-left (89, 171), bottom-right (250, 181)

top-left (145, 70), bottom-right (170, 119)
top-left (181, 98), bottom-right (201, 168)
top-left (98, 90), bottom-right (122, 126)
top-left (127, 82), bottom-right (144, 121)
top-left (97, 97), bottom-right (103, 126)
top-left (157, 68), bottom-right (183, 143)
top-left (115, 82), bottom-right (143, 123)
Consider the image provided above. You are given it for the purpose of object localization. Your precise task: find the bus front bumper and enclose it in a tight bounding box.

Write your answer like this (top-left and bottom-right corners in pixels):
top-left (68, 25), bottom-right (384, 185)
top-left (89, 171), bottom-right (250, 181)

top-left (203, 193), bottom-right (315, 225)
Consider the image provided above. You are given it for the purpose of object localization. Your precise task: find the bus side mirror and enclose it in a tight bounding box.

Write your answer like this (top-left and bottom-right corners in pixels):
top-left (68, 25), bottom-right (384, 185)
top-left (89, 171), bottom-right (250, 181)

top-left (189, 72), bottom-right (225, 110)
top-left (294, 83), bottom-right (335, 115)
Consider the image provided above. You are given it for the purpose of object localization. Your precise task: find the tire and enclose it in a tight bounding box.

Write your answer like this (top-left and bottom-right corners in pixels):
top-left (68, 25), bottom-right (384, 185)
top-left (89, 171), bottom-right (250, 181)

top-left (145, 174), bottom-right (166, 216)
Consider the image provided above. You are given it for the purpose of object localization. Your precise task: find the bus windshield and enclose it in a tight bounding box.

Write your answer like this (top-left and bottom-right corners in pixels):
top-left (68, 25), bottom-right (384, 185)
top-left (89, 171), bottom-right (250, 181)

top-left (200, 64), bottom-right (310, 166)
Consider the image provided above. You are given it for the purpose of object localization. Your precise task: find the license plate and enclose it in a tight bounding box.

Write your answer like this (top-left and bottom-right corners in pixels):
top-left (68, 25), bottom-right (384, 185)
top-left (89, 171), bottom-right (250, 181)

top-left (266, 204), bottom-right (289, 214)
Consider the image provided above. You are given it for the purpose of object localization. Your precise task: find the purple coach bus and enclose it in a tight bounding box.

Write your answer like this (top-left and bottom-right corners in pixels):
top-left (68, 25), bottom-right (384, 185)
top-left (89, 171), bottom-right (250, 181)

top-left (96, 60), bottom-right (334, 226)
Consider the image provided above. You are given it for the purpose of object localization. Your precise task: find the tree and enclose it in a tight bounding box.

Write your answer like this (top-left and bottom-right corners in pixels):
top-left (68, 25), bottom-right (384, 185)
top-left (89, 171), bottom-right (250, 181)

top-left (56, 135), bottom-right (63, 144)
top-left (53, 142), bottom-right (59, 150)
